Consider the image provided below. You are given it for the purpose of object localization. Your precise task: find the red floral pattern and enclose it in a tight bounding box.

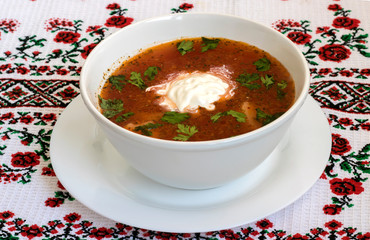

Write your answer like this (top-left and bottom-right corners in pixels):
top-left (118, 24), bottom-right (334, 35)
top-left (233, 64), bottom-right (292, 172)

top-left (0, 1), bottom-right (369, 239)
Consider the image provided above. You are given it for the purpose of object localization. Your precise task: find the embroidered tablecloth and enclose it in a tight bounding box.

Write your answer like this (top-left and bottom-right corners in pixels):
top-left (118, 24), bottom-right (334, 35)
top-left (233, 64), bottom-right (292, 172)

top-left (1, 0), bottom-right (369, 239)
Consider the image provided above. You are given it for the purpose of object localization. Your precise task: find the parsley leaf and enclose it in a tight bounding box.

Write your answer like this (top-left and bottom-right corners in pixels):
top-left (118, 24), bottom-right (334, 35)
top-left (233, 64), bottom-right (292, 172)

top-left (98, 95), bottom-right (124, 118)
top-left (256, 108), bottom-right (283, 125)
top-left (116, 112), bottom-right (134, 122)
top-left (134, 123), bottom-right (162, 136)
top-left (108, 75), bottom-right (126, 91)
top-left (144, 66), bottom-right (159, 81)
top-left (201, 37), bottom-right (220, 52)
top-left (211, 110), bottom-right (246, 123)
top-left (261, 74), bottom-right (275, 89)
top-left (277, 80), bottom-right (287, 99)
top-left (227, 110), bottom-right (247, 122)
top-left (161, 112), bottom-right (190, 124)
top-left (173, 124), bottom-right (198, 141)
top-left (253, 57), bottom-right (271, 71)
top-left (129, 72), bottom-right (146, 89)
top-left (236, 73), bottom-right (261, 89)
top-left (177, 40), bottom-right (194, 56)
top-left (277, 80), bottom-right (287, 89)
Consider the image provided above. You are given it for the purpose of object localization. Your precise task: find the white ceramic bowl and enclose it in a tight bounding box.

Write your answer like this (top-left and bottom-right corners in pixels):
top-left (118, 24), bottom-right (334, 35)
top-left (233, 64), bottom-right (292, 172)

top-left (80, 13), bottom-right (309, 190)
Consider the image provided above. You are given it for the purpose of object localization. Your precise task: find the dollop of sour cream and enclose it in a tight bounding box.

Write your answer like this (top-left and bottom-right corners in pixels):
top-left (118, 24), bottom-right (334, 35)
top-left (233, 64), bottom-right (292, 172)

top-left (146, 70), bottom-right (235, 113)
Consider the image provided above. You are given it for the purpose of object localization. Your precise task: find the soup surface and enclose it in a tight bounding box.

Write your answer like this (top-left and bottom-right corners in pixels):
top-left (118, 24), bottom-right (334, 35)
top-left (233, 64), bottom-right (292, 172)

top-left (98, 37), bottom-right (295, 141)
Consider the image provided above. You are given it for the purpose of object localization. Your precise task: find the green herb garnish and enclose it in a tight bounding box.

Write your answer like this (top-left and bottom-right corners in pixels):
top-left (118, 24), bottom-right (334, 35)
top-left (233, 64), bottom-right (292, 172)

top-left (211, 110), bottom-right (246, 123)
top-left (261, 74), bottom-right (275, 89)
top-left (177, 40), bottom-right (194, 55)
top-left (98, 95), bottom-right (124, 118)
top-left (201, 37), bottom-right (220, 52)
top-left (129, 71), bottom-right (146, 89)
top-left (144, 66), bottom-right (159, 81)
top-left (134, 123), bottom-right (162, 136)
top-left (161, 112), bottom-right (190, 124)
top-left (108, 75), bottom-right (126, 91)
top-left (253, 57), bottom-right (271, 71)
top-left (256, 108), bottom-right (282, 125)
top-left (173, 124), bottom-right (198, 141)
top-left (277, 80), bottom-right (287, 99)
top-left (236, 73), bottom-right (261, 89)
top-left (116, 112), bottom-right (134, 122)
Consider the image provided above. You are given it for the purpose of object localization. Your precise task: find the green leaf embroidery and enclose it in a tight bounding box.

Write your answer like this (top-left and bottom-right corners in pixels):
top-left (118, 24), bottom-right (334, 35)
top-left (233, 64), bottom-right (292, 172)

top-left (177, 40), bottom-right (194, 55)
top-left (161, 112), bottom-right (190, 124)
top-left (253, 57), bottom-right (271, 71)
top-left (201, 37), bottom-right (220, 52)
top-left (173, 124), bottom-right (198, 141)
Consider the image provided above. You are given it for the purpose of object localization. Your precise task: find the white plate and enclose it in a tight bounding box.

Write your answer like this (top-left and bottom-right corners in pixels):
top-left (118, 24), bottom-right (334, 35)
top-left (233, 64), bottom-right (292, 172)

top-left (50, 96), bottom-right (331, 233)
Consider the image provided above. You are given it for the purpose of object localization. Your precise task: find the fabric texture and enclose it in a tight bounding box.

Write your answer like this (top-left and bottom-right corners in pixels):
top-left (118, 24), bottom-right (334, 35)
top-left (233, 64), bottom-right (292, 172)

top-left (0, 0), bottom-right (369, 239)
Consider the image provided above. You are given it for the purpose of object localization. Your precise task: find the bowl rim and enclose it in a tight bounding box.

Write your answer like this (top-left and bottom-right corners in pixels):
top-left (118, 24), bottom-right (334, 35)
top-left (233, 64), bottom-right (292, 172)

top-left (80, 12), bottom-right (310, 150)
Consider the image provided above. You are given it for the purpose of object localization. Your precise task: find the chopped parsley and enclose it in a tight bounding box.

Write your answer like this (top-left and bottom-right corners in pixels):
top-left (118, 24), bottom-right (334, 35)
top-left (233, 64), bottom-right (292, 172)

top-left (253, 57), bottom-right (271, 71)
top-left (261, 74), bottom-right (275, 89)
top-left (201, 37), bottom-right (220, 52)
top-left (144, 66), bottom-right (159, 81)
top-left (277, 80), bottom-right (288, 99)
top-left (256, 108), bottom-right (283, 125)
top-left (161, 112), bottom-right (190, 124)
top-left (236, 72), bottom-right (261, 89)
top-left (177, 40), bottom-right (194, 55)
top-left (211, 110), bottom-right (246, 123)
top-left (129, 72), bottom-right (146, 89)
top-left (98, 95), bottom-right (124, 118)
top-left (116, 112), bottom-right (134, 122)
top-left (173, 124), bottom-right (198, 141)
top-left (108, 75), bottom-right (126, 91)
top-left (134, 123), bottom-right (162, 136)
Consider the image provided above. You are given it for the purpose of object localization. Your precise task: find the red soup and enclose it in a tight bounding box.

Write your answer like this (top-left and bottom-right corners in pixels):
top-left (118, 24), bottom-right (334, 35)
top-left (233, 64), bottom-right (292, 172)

top-left (98, 37), bottom-right (295, 141)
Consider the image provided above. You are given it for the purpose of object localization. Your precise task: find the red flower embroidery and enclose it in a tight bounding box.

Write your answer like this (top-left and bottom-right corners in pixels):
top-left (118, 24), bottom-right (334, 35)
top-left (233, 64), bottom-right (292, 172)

top-left (329, 178), bottom-right (364, 196)
top-left (318, 68), bottom-right (332, 75)
top-left (89, 227), bottom-right (114, 240)
top-left (20, 224), bottom-right (44, 239)
top-left (11, 152), bottom-right (40, 168)
top-left (256, 219), bottom-right (273, 230)
top-left (360, 69), bottom-right (370, 76)
top-left (45, 198), bottom-right (64, 207)
top-left (64, 213), bottom-right (81, 223)
top-left (319, 44), bottom-right (351, 62)
top-left (81, 43), bottom-right (97, 59)
top-left (37, 65), bottom-right (50, 73)
top-left (0, 211), bottom-right (14, 220)
top-left (338, 118), bottom-right (353, 126)
top-left (20, 115), bottom-right (34, 124)
top-left (106, 3), bottom-right (120, 10)
top-left (339, 69), bottom-right (354, 77)
top-left (287, 31), bottom-right (312, 45)
top-left (105, 16), bottom-right (133, 28)
top-left (179, 3), bottom-right (194, 10)
top-left (16, 66), bottom-right (30, 75)
top-left (331, 134), bottom-right (351, 155)
top-left (325, 220), bottom-right (343, 230)
top-left (328, 4), bottom-right (342, 11)
top-left (41, 113), bottom-right (57, 122)
top-left (54, 31), bottom-right (81, 44)
top-left (332, 17), bottom-right (360, 30)
top-left (323, 204), bottom-right (342, 215)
